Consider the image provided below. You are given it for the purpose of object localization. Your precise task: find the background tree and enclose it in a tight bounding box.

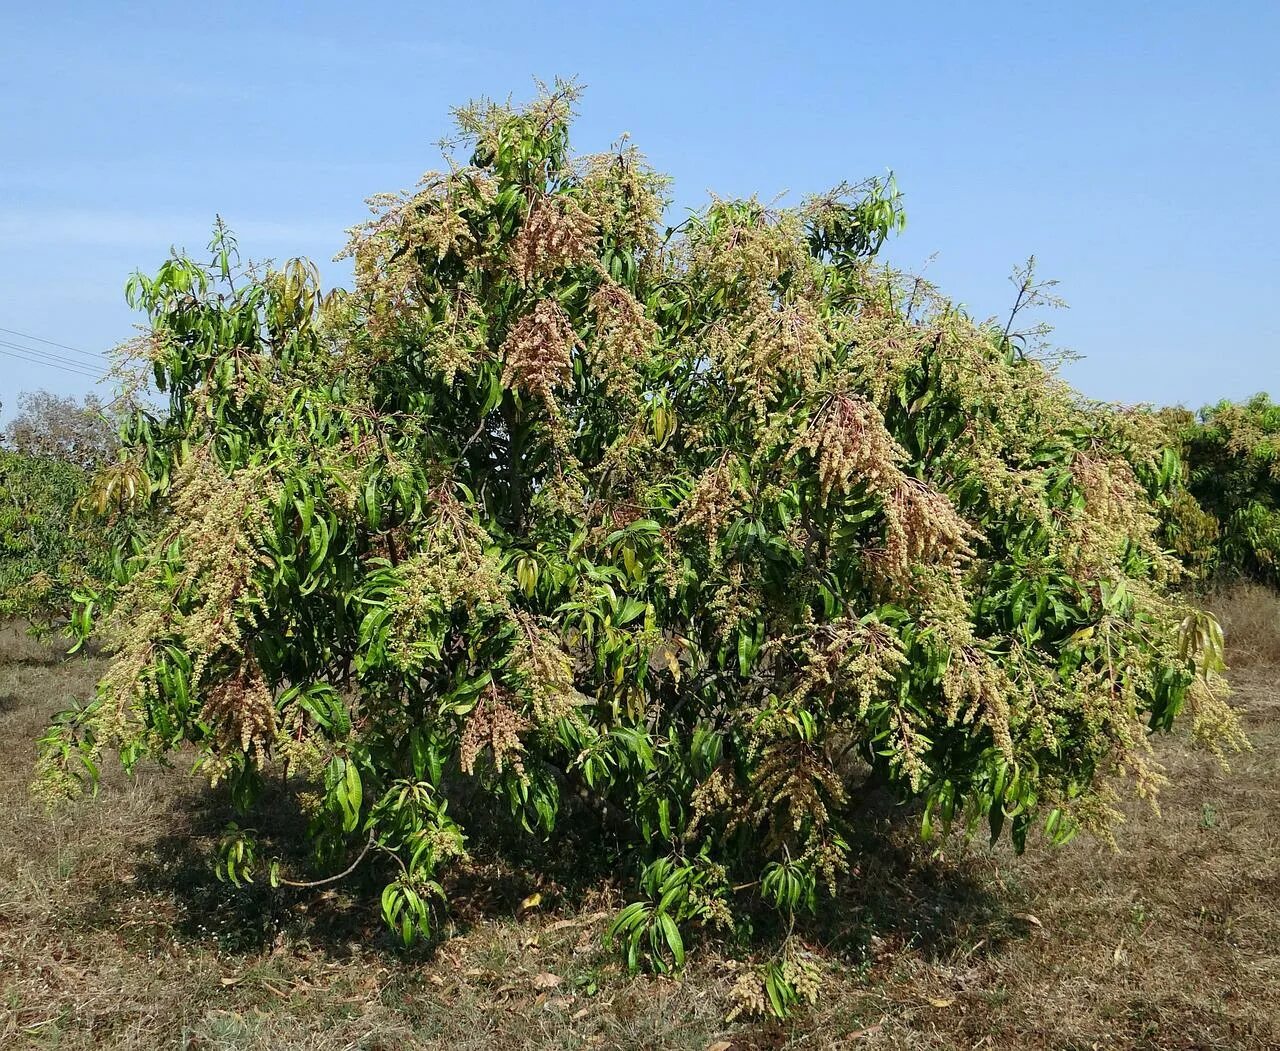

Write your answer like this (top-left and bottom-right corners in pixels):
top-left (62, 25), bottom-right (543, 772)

top-left (5, 390), bottom-right (122, 469)
top-left (0, 391), bottom-right (142, 626)
top-left (1176, 394), bottom-right (1280, 585)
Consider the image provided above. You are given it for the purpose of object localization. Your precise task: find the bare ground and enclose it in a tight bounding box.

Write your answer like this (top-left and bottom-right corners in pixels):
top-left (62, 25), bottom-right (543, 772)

top-left (1, 615), bottom-right (1277, 1051)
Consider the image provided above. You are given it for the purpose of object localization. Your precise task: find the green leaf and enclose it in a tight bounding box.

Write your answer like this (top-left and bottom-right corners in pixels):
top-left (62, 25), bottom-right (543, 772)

top-left (657, 912), bottom-right (685, 966)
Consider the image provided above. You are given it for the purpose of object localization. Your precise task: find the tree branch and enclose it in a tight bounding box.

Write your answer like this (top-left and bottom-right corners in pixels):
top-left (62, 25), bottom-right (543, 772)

top-left (276, 833), bottom-right (376, 889)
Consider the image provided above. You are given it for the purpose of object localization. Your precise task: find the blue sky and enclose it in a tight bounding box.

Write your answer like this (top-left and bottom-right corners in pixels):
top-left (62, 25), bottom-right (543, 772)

top-left (1, 1), bottom-right (1276, 425)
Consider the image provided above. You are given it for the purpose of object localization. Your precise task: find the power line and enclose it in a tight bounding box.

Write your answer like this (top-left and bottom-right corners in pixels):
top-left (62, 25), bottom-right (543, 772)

top-left (0, 339), bottom-right (109, 376)
top-left (0, 347), bottom-right (102, 379)
top-left (0, 346), bottom-right (103, 380)
top-left (0, 325), bottom-right (106, 361)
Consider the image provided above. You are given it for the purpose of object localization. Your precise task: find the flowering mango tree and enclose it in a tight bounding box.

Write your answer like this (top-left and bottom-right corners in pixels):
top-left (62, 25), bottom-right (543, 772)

top-left (40, 83), bottom-right (1242, 1015)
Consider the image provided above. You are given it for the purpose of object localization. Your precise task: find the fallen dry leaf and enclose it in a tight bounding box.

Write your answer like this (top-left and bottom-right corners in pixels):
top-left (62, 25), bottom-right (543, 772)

top-left (707, 1041), bottom-right (734, 1051)
top-left (531, 971), bottom-right (562, 990)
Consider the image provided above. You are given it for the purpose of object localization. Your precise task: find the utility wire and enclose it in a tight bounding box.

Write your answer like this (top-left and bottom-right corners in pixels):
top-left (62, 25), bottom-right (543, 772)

top-left (0, 347), bottom-right (102, 379)
top-left (0, 325), bottom-right (105, 360)
top-left (0, 327), bottom-right (144, 412)
top-left (0, 345), bottom-right (103, 378)
top-left (0, 339), bottom-right (107, 374)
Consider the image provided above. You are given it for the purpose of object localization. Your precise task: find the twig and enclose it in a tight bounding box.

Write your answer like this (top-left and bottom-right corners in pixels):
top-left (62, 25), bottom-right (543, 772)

top-left (276, 833), bottom-right (376, 889)
top-left (457, 415), bottom-right (489, 461)
top-left (1001, 274), bottom-right (1031, 347)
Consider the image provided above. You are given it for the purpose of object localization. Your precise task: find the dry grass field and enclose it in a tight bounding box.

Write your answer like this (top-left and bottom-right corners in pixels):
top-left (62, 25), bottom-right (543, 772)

top-left (2, 587), bottom-right (1278, 1050)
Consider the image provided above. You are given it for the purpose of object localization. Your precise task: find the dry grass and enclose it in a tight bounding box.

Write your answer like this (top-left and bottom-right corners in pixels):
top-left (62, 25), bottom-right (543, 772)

top-left (1205, 581), bottom-right (1280, 667)
top-left (1, 607), bottom-right (1278, 1050)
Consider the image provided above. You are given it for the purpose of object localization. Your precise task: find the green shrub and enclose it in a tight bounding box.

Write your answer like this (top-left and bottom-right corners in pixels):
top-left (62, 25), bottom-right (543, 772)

top-left (1177, 394), bottom-right (1280, 585)
top-left (40, 84), bottom-right (1242, 1015)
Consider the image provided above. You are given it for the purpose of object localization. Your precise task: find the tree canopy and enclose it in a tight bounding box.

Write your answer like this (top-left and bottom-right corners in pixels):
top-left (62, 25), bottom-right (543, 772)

top-left (1, 392), bottom-right (137, 625)
top-left (1170, 394), bottom-right (1280, 585)
top-left (40, 83), bottom-right (1242, 1014)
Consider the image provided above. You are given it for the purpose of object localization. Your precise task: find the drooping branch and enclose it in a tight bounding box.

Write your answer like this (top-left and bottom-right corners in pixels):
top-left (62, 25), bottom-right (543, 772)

top-left (275, 833), bottom-right (376, 889)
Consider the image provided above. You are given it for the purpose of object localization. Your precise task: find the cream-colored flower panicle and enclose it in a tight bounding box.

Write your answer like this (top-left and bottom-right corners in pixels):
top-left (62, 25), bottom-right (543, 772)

top-left (500, 298), bottom-right (577, 402)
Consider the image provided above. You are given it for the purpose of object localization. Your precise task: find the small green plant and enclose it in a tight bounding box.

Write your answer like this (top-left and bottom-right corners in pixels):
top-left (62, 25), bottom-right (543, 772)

top-left (608, 854), bottom-right (728, 972)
